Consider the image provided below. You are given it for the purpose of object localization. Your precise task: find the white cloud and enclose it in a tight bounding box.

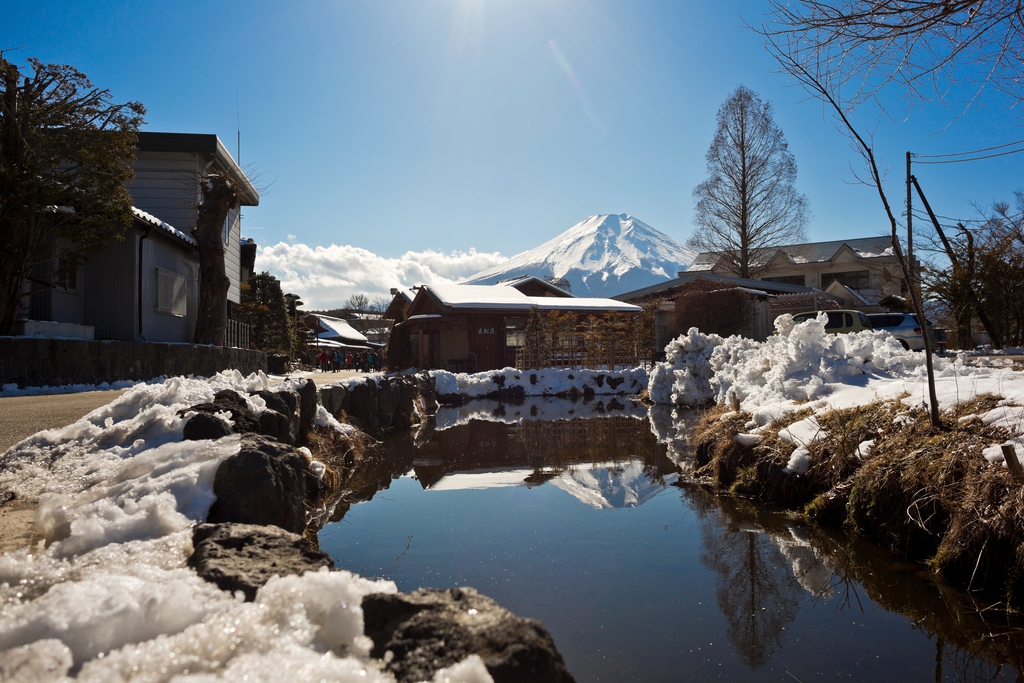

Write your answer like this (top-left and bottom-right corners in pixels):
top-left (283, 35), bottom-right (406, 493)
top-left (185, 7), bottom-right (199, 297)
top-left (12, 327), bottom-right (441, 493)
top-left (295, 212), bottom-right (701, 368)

top-left (254, 242), bottom-right (508, 309)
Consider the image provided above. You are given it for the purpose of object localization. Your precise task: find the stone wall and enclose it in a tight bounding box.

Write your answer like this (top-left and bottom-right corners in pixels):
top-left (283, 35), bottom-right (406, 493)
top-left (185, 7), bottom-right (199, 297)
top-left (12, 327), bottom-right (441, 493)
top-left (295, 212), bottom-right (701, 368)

top-left (0, 337), bottom-right (266, 388)
top-left (319, 373), bottom-right (432, 436)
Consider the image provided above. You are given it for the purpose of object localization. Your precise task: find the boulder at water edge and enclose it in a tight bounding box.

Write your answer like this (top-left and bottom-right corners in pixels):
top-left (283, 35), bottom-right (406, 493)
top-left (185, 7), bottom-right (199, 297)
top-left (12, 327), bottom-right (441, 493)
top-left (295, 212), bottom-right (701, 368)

top-left (188, 523), bottom-right (334, 601)
top-left (362, 587), bottom-right (576, 683)
top-left (205, 434), bottom-right (309, 534)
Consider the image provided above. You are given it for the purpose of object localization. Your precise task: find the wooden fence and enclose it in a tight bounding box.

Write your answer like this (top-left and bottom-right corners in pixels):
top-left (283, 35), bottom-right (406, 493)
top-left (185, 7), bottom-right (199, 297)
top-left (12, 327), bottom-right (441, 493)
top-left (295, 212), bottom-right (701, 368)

top-left (224, 319), bottom-right (251, 349)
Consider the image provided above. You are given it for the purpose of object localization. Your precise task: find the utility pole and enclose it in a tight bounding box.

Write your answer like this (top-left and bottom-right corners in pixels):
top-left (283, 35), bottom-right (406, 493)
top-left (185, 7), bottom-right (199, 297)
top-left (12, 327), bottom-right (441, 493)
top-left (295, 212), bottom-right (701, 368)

top-left (906, 151), bottom-right (913, 293)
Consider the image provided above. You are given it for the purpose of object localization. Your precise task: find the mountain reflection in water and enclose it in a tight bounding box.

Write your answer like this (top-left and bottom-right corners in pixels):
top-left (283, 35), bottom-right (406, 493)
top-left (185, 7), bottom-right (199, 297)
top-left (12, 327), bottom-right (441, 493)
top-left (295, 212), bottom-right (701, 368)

top-left (318, 399), bottom-right (1024, 682)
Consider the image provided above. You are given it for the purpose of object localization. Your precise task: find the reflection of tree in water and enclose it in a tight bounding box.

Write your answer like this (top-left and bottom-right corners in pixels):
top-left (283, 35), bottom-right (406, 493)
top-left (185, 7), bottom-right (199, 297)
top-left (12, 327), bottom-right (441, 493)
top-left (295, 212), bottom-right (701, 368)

top-left (684, 484), bottom-right (1024, 681)
top-left (686, 487), bottom-right (801, 670)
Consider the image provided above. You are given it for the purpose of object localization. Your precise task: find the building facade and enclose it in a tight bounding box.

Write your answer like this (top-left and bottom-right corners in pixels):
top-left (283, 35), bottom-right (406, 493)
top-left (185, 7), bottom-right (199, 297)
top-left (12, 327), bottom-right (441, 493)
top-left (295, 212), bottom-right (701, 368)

top-left (19, 132), bottom-right (259, 344)
top-left (394, 279), bottom-right (642, 372)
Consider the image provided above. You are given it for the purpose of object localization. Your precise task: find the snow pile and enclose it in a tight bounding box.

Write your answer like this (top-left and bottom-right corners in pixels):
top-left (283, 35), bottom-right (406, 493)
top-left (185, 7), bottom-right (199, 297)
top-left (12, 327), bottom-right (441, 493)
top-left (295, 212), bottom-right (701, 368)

top-left (648, 327), bottom-right (722, 406)
top-left (711, 313), bottom-right (930, 410)
top-left (650, 312), bottom-right (1024, 476)
top-left (432, 367), bottom-right (648, 400)
top-left (778, 415), bottom-right (827, 476)
top-left (0, 371), bottom-right (492, 682)
top-left (649, 313), bottom-right (935, 410)
top-left (435, 396), bottom-right (648, 430)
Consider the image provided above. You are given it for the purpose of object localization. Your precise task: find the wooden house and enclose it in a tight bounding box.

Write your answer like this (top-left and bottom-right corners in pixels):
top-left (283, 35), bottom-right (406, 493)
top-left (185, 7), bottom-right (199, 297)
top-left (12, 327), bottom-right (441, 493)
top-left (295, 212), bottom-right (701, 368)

top-left (615, 273), bottom-right (815, 349)
top-left (395, 279), bottom-right (642, 372)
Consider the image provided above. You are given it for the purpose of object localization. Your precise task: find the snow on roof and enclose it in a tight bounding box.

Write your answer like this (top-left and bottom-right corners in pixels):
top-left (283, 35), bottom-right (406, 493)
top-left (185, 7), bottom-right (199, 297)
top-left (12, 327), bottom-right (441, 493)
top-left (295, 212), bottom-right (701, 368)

top-left (429, 284), bottom-right (528, 308)
top-left (425, 284), bottom-right (640, 313)
top-left (315, 315), bottom-right (368, 343)
top-left (132, 207), bottom-right (198, 247)
top-left (689, 236), bottom-right (895, 269)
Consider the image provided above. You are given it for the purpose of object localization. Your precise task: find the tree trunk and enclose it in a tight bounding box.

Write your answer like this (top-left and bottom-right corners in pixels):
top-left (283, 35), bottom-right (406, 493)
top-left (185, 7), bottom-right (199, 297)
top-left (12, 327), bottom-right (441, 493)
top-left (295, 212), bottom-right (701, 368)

top-left (193, 175), bottom-right (239, 345)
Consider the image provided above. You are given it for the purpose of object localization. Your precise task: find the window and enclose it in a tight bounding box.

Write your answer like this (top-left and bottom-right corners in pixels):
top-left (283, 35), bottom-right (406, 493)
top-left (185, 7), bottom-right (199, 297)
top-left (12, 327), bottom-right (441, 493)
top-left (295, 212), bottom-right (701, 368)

top-left (155, 267), bottom-right (187, 317)
top-left (762, 274), bottom-right (804, 286)
top-left (56, 256), bottom-right (78, 292)
top-left (505, 318), bottom-right (526, 347)
top-left (821, 270), bottom-right (870, 290)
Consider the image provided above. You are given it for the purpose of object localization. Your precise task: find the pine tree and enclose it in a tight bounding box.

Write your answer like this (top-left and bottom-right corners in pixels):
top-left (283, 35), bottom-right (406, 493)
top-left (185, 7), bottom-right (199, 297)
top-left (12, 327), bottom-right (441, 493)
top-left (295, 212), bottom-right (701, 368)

top-left (234, 272), bottom-right (293, 354)
top-left (0, 55), bottom-right (145, 334)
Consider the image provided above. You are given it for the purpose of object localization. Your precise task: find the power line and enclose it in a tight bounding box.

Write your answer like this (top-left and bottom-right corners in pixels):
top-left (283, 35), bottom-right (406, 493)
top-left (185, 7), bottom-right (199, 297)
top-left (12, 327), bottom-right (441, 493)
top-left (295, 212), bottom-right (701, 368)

top-left (914, 136), bottom-right (1024, 159)
top-left (914, 146), bottom-right (1024, 165)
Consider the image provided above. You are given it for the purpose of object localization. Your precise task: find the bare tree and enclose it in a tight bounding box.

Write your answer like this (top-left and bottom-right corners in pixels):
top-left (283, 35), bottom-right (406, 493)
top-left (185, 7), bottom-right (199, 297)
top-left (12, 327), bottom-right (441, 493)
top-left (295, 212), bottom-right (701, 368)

top-left (762, 1), bottom-right (1024, 115)
top-left (345, 293), bottom-right (370, 312)
top-left (193, 175), bottom-right (241, 345)
top-left (767, 43), bottom-right (942, 428)
top-left (689, 86), bottom-right (808, 279)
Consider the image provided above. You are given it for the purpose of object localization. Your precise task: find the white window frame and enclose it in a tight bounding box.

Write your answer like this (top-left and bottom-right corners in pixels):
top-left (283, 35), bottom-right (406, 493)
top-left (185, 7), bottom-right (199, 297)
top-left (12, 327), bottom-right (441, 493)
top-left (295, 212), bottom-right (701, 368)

top-left (155, 267), bottom-right (187, 317)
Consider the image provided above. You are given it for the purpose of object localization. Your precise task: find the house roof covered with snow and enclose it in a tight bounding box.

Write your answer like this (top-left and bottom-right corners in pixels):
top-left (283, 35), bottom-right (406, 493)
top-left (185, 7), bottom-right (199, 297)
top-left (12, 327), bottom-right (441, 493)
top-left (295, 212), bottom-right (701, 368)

top-left (422, 283), bottom-right (640, 313)
top-left (687, 236), bottom-right (894, 272)
top-left (132, 207), bottom-right (198, 248)
top-left (313, 315), bottom-right (368, 343)
top-left (613, 271), bottom-right (814, 302)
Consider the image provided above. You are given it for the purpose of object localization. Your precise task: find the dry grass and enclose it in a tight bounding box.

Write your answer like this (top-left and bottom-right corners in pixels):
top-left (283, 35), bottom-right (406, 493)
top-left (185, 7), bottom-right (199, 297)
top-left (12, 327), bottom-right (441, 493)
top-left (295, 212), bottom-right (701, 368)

top-left (690, 394), bottom-right (1024, 608)
top-left (302, 425), bottom-right (378, 538)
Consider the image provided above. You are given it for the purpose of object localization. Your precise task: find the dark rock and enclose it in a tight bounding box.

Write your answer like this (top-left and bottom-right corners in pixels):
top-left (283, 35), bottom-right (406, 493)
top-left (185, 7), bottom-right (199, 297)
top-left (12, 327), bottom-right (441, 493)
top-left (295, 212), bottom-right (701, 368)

top-left (254, 388), bottom-right (300, 444)
top-left (258, 408), bottom-right (296, 445)
top-left (415, 372), bottom-right (438, 414)
top-left (362, 587), bottom-right (576, 683)
top-left (182, 389), bottom-right (261, 434)
top-left (206, 434), bottom-right (308, 534)
top-left (188, 523), bottom-right (333, 601)
top-left (319, 384), bottom-right (347, 417)
top-left (485, 386), bottom-right (525, 403)
top-left (294, 379), bottom-right (318, 442)
top-left (256, 389), bottom-right (295, 420)
top-left (320, 374), bottom-right (430, 435)
top-left (182, 412), bottom-right (233, 441)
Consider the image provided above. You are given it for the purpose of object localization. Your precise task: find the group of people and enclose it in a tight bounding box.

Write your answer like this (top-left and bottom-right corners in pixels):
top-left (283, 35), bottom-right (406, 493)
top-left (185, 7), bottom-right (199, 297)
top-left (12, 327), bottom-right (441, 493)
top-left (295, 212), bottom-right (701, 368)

top-left (317, 348), bottom-right (381, 373)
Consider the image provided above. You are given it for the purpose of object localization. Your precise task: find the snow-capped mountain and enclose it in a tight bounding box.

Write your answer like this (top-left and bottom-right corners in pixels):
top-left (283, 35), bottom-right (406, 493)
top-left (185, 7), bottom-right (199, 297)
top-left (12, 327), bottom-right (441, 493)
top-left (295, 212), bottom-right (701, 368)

top-left (465, 214), bottom-right (696, 298)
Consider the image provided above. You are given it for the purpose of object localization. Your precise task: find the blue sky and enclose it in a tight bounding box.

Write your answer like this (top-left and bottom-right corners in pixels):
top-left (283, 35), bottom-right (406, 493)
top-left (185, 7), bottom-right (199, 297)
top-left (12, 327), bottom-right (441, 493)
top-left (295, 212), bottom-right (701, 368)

top-left (6, 0), bottom-right (1023, 305)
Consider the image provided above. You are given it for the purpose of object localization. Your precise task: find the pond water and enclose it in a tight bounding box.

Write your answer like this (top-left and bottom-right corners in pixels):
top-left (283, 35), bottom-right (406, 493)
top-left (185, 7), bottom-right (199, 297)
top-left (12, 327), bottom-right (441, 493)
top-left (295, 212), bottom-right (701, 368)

top-left (318, 398), bottom-right (1024, 682)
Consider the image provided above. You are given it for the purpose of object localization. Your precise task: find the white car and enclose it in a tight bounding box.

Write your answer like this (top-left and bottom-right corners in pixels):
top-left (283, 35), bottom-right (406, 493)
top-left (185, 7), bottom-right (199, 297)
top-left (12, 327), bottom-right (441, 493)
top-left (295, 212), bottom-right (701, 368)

top-left (866, 313), bottom-right (929, 350)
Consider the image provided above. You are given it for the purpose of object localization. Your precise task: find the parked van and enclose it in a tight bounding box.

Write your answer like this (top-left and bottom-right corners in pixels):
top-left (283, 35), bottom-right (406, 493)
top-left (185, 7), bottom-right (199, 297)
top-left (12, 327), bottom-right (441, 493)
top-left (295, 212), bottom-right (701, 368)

top-left (791, 309), bottom-right (873, 334)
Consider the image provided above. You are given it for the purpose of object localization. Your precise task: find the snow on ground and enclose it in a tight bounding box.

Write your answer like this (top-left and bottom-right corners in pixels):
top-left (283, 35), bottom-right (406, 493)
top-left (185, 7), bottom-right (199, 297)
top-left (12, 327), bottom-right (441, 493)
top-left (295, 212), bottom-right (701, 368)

top-left (433, 367), bottom-right (648, 399)
top-left (0, 370), bottom-right (491, 683)
top-left (650, 313), bottom-right (1024, 470)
